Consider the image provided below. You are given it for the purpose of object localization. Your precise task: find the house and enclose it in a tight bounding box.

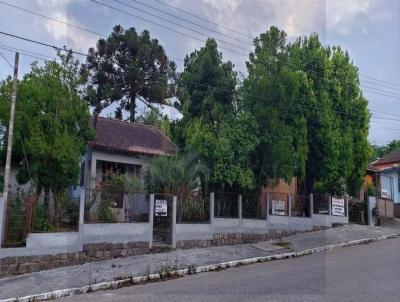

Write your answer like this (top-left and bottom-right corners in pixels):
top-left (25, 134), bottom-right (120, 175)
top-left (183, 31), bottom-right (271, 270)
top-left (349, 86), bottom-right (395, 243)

top-left (373, 148), bottom-right (400, 203)
top-left (77, 116), bottom-right (177, 222)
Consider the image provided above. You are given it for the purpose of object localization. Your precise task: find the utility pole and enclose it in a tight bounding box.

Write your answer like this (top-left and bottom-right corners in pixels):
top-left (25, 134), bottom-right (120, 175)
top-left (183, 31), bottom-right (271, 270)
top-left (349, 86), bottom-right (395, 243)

top-left (0, 52), bottom-right (19, 246)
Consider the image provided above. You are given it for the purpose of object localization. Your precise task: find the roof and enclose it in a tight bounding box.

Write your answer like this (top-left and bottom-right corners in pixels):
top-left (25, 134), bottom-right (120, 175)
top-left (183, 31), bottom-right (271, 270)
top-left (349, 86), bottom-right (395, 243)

top-left (373, 148), bottom-right (400, 166)
top-left (88, 116), bottom-right (177, 156)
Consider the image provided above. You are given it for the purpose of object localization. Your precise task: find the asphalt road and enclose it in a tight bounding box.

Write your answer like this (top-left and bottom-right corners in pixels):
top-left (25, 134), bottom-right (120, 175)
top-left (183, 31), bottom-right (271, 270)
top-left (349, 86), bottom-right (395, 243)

top-left (58, 237), bottom-right (400, 302)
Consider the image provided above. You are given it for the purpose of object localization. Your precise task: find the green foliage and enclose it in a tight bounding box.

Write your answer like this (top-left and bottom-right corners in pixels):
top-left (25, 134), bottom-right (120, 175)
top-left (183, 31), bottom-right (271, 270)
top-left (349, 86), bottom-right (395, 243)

top-left (82, 25), bottom-right (176, 121)
top-left (32, 205), bottom-right (54, 232)
top-left (371, 140), bottom-right (400, 161)
top-left (184, 114), bottom-right (259, 190)
top-left (136, 108), bottom-right (172, 137)
top-left (178, 39), bottom-right (237, 123)
top-left (0, 50), bottom-right (94, 196)
top-left (242, 26), bottom-right (370, 196)
top-left (147, 152), bottom-right (209, 196)
top-left (176, 39), bottom-right (257, 191)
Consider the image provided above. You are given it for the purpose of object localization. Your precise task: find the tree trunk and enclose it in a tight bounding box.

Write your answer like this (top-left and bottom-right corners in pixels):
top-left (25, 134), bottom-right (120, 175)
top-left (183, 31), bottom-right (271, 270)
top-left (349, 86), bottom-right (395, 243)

top-left (129, 95), bottom-right (136, 122)
top-left (44, 187), bottom-right (50, 222)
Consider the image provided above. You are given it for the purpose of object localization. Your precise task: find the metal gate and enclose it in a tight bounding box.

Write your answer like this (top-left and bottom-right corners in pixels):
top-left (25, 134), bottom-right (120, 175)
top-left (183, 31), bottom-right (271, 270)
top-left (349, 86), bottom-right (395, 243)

top-left (348, 199), bottom-right (369, 225)
top-left (152, 194), bottom-right (173, 246)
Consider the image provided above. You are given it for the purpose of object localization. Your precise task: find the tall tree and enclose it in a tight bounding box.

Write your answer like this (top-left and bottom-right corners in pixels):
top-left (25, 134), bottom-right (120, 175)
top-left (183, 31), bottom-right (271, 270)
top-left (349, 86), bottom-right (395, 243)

top-left (176, 39), bottom-right (258, 191)
top-left (242, 27), bottom-right (370, 196)
top-left (177, 39), bottom-right (237, 123)
top-left (0, 51), bottom-right (93, 207)
top-left (82, 25), bottom-right (176, 122)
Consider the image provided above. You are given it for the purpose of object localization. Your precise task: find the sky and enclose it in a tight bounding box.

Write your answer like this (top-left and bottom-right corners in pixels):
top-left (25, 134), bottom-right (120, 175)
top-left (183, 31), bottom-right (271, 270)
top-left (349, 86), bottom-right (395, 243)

top-left (0, 0), bottom-right (399, 145)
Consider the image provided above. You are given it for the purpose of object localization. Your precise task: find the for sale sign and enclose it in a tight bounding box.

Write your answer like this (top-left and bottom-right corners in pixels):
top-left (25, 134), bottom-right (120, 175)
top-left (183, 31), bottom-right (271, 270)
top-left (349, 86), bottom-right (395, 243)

top-left (155, 199), bottom-right (168, 216)
top-left (271, 200), bottom-right (286, 216)
top-left (331, 197), bottom-right (345, 216)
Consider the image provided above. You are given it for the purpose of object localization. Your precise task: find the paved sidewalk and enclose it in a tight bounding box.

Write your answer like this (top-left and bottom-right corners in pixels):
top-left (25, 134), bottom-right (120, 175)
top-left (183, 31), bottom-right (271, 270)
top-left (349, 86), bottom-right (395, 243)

top-left (1, 224), bottom-right (399, 301)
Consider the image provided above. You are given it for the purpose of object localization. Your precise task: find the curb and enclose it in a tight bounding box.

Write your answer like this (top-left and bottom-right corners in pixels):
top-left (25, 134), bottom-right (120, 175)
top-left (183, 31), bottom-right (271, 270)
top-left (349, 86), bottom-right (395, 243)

top-left (2, 233), bottom-right (399, 302)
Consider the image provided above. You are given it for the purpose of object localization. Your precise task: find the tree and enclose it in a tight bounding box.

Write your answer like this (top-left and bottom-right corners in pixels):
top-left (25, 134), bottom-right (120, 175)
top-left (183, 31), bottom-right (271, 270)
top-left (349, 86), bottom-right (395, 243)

top-left (82, 25), bottom-right (176, 122)
top-left (136, 107), bottom-right (171, 137)
top-left (371, 140), bottom-right (400, 161)
top-left (242, 27), bottom-right (309, 191)
top-left (242, 27), bottom-right (370, 196)
top-left (177, 39), bottom-right (237, 123)
top-left (0, 51), bottom-right (93, 214)
top-left (176, 39), bottom-right (258, 191)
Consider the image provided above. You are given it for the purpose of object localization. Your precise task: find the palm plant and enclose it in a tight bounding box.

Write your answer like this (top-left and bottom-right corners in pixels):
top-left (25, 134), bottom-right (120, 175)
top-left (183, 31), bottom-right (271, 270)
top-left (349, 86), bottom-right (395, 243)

top-left (147, 152), bottom-right (209, 196)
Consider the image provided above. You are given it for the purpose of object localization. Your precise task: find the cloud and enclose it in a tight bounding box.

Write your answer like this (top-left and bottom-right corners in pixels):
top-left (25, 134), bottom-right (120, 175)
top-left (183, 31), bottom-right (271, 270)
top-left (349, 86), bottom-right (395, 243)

top-left (326, 0), bottom-right (389, 35)
top-left (35, 0), bottom-right (97, 53)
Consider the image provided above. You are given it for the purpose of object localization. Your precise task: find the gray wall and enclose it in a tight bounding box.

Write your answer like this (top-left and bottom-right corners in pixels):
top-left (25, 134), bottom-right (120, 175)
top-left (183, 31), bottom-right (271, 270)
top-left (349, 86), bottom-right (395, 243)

top-left (82, 223), bottom-right (150, 244)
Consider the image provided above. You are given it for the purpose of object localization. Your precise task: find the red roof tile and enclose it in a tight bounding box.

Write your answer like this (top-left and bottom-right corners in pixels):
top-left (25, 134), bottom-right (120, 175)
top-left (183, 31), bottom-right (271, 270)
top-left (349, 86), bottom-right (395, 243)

top-left (88, 116), bottom-right (177, 156)
top-left (374, 148), bottom-right (400, 166)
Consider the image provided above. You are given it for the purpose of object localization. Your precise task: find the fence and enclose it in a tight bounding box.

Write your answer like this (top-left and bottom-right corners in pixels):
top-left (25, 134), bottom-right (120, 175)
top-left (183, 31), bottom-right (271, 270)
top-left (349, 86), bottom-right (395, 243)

top-left (153, 194), bottom-right (174, 244)
top-left (268, 192), bottom-right (289, 216)
top-left (29, 196), bottom-right (80, 233)
top-left (84, 188), bottom-right (150, 223)
top-left (3, 193), bottom-right (28, 247)
top-left (291, 194), bottom-right (311, 217)
top-left (214, 192), bottom-right (239, 218)
top-left (242, 193), bottom-right (265, 219)
top-left (376, 198), bottom-right (394, 218)
top-left (177, 195), bottom-right (209, 223)
top-left (313, 194), bottom-right (330, 215)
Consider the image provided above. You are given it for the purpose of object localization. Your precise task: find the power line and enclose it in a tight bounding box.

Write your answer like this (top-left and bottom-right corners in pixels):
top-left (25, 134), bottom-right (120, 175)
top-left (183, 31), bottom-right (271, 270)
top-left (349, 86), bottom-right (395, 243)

top-left (0, 1), bottom-right (104, 38)
top-left (361, 85), bottom-right (400, 97)
top-left (124, 0), bottom-right (250, 45)
top-left (0, 44), bottom-right (55, 61)
top-left (361, 77), bottom-right (400, 92)
top-left (361, 75), bottom-right (400, 89)
top-left (0, 31), bottom-right (87, 57)
top-left (90, 0), bottom-right (248, 57)
top-left (362, 88), bottom-right (400, 100)
top-left (3, 0), bottom-right (399, 95)
top-left (152, 0), bottom-right (253, 40)
top-left (0, 50), bottom-right (13, 69)
top-left (3, 0), bottom-right (400, 97)
top-left (109, 0), bottom-right (250, 52)
top-left (2, 31), bottom-right (400, 125)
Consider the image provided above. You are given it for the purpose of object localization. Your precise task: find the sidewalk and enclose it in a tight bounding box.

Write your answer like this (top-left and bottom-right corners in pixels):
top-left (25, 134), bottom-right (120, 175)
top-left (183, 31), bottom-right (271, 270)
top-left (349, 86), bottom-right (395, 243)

top-left (1, 223), bottom-right (399, 301)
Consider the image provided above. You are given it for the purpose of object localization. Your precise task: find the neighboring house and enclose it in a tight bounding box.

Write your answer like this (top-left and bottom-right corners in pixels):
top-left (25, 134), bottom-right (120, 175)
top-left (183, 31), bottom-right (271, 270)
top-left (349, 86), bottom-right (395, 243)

top-left (373, 148), bottom-right (400, 203)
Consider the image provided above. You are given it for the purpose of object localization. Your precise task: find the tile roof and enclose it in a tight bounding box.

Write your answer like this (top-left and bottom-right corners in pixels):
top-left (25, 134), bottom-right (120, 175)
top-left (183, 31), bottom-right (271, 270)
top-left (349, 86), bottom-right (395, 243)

top-left (88, 116), bottom-right (177, 156)
top-left (374, 148), bottom-right (400, 166)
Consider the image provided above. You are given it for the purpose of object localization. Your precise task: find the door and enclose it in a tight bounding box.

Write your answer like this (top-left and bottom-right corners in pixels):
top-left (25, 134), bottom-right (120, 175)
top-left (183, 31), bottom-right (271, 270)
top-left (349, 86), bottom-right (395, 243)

top-left (152, 194), bottom-right (173, 245)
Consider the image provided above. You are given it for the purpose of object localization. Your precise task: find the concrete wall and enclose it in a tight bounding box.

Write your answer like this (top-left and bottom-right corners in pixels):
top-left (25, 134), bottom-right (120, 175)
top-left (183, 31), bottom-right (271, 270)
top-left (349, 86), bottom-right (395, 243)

top-left (81, 223), bottom-right (150, 244)
top-left (312, 213), bottom-right (348, 227)
top-left (214, 218), bottom-right (241, 233)
top-left (0, 232), bottom-right (82, 258)
top-left (268, 215), bottom-right (313, 231)
top-left (176, 223), bottom-right (213, 241)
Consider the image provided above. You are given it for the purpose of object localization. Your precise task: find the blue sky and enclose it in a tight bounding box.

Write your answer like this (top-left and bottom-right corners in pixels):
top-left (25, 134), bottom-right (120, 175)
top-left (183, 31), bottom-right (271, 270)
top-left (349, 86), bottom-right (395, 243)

top-left (0, 0), bottom-right (399, 145)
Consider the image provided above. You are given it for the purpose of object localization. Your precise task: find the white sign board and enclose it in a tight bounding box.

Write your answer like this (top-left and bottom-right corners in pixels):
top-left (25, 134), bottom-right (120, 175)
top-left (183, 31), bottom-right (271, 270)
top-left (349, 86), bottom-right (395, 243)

top-left (271, 200), bottom-right (286, 216)
top-left (331, 197), bottom-right (345, 216)
top-left (155, 199), bottom-right (168, 217)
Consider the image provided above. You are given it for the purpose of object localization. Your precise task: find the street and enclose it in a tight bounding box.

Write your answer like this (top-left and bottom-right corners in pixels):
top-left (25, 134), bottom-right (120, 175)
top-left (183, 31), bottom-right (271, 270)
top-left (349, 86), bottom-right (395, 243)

top-left (58, 237), bottom-right (400, 302)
